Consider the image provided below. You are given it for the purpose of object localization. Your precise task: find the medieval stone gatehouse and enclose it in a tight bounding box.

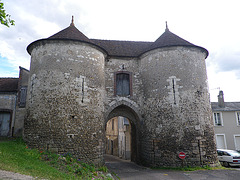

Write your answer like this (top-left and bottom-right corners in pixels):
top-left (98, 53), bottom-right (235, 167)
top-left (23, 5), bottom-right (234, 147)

top-left (24, 18), bottom-right (218, 167)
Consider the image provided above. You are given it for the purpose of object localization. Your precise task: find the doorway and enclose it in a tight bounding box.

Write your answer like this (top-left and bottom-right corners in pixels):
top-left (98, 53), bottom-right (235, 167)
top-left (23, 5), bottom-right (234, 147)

top-left (104, 104), bottom-right (140, 163)
top-left (0, 112), bottom-right (11, 136)
top-left (105, 116), bottom-right (131, 160)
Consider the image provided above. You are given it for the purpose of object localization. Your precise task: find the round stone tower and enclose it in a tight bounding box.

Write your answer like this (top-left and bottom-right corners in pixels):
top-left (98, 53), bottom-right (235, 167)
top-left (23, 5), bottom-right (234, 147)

top-left (25, 19), bottom-right (106, 165)
top-left (139, 26), bottom-right (218, 167)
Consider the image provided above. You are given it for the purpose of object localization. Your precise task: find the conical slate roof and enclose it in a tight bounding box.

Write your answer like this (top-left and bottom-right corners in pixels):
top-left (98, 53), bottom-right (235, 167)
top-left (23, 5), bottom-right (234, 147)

top-left (141, 23), bottom-right (208, 57)
top-left (149, 26), bottom-right (196, 50)
top-left (48, 17), bottom-right (91, 43)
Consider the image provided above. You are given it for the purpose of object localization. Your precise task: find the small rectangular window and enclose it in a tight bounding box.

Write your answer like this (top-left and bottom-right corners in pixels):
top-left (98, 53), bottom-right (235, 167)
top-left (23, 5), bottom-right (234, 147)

top-left (123, 117), bottom-right (129, 125)
top-left (112, 119), bottom-right (114, 130)
top-left (116, 73), bottom-right (130, 96)
top-left (216, 134), bottom-right (227, 149)
top-left (213, 112), bottom-right (222, 126)
top-left (234, 135), bottom-right (240, 151)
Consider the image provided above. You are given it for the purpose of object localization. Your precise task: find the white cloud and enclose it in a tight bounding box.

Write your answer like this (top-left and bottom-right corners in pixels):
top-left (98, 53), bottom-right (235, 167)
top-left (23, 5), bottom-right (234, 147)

top-left (1, 0), bottom-right (240, 102)
top-left (208, 67), bottom-right (240, 102)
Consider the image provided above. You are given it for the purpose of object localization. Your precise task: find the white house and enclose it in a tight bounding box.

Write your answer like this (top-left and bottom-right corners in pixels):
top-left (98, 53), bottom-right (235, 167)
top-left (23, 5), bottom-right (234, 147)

top-left (212, 91), bottom-right (240, 150)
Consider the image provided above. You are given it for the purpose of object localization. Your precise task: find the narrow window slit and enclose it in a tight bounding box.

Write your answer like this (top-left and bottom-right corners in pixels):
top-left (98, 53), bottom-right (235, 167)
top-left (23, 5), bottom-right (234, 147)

top-left (82, 78), bottom-right (84, 103)
top-left (172, 78), bottom-right (176, 105)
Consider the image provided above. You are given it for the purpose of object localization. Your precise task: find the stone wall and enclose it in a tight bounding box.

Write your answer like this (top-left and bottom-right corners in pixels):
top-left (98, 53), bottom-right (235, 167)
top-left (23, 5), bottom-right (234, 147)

top-left (105, 117), bottom-right (119, 156)
top-left (104, 57), bottom-right (143, 162)
top-left (0, 94), bottom-right (16, 112)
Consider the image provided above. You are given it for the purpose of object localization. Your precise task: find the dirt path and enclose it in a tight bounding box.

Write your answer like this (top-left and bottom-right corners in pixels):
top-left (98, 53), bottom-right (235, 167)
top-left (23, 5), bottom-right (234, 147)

top-left (0, 170), bottom-right (34, 180)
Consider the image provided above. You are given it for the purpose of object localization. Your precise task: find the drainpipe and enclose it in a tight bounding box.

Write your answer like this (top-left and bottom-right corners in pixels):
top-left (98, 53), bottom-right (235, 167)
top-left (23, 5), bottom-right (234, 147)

top-left (11, 93), bottom-right (17, 137)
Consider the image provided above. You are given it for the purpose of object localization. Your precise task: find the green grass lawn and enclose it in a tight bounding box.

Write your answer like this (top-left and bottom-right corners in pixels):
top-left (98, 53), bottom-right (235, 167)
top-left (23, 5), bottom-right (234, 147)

top-left (0, 138), bottom-right (112, 179)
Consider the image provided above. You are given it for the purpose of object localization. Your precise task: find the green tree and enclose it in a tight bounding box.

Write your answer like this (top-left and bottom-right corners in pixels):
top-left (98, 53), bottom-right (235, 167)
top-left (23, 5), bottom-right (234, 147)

top-left (0, 0), bottom-right (14, 27)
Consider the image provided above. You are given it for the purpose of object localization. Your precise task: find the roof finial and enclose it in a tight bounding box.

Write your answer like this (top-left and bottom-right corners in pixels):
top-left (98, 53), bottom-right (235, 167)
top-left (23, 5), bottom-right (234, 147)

top-left (165, 21), bottom-right (169, 31)
top-left (70, 15), bottom-right (75, 26)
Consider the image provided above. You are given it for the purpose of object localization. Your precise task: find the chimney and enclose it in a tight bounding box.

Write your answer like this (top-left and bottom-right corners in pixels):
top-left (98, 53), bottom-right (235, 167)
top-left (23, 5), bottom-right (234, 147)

top-left (218, 90), bottom-right (225, 107)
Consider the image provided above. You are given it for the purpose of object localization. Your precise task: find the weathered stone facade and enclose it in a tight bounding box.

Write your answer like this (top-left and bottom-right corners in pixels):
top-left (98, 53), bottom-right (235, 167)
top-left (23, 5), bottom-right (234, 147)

top-left (0, 67), bottom-right (29, 137)
top-left (0, 82), bottom-right (17, 137)
top-left (24, 20), bottom-right (218, 167)
top-left (14, 67), bottom-right (29, 136)
top-left (105, 117), bottom-right (119, 156)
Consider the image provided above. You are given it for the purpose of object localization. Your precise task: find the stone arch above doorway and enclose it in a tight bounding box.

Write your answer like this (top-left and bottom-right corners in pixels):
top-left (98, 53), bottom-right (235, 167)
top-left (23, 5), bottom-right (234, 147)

top-left (105, 98), bottom-right (142, 126)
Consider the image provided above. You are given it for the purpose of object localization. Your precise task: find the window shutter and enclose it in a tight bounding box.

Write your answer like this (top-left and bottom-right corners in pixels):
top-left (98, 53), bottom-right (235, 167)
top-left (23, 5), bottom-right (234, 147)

top-left (116, 73), bottom-right (130, 96)
top-left (19, 86), bottom-right (27, 107)
top-left (116, 74), bottom-right (123, 95)
top-left (122, 73), bottom-right (130, 96)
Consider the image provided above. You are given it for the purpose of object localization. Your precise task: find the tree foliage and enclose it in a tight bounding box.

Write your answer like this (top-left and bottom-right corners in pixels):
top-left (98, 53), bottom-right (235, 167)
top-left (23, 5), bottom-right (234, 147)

top-left (0, 0), bottom-right (15, 27)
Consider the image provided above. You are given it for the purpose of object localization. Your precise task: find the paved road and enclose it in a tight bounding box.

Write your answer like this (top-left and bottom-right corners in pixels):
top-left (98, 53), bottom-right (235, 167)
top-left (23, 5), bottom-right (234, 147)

top-left (104, 155), bottom-right (240, 180)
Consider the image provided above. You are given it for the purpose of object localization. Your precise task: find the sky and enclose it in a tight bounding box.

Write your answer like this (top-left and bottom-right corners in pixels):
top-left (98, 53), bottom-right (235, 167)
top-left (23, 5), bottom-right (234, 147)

top-left (0, 0), bottom-right (240, 102)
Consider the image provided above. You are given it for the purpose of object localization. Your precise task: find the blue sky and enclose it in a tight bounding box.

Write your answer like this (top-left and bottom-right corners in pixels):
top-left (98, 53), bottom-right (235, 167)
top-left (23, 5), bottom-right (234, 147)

top-left (0, 55), bottom-right (19, 77)
top-left (1, 0), bottom-right (240, 102)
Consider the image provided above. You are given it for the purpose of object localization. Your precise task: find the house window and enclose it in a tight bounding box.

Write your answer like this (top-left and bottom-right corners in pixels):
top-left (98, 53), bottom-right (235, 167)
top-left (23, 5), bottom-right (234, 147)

top-left (19, 86), bottom-right (27, 108)
top-left (236, 112), bottom-right (240, 126)
top-left (112, 119), bottom-right (114, 130)
top-left (114, 72), bottom-right (132, 96)
top-left (213, 112), bottom-right (223, 126)
top-left (216, 134), bottom-right (227, 149)
top-left (234, 135), bottom-right (240, 151)
top-left (123, 117), bottom-right (129, 125)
